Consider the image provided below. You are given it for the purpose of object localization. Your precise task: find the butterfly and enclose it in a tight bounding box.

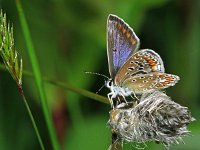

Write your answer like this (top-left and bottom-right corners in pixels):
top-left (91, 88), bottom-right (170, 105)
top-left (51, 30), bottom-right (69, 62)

top-left (106, 14), bottom-right (180, 108)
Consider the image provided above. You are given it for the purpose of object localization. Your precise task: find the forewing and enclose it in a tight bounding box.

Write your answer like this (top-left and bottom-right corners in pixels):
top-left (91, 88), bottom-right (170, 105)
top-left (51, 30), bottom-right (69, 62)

top-left (115, 49), bottom-right (165, 84)
top-left (107, 14), bottom-right (140, 78)
top-left (122, 72), bottom-right (179, 94)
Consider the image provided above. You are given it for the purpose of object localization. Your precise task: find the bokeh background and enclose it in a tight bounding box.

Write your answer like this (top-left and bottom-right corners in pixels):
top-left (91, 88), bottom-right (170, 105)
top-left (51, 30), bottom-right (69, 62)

top-left (0, 0), bottom-right (200, 150)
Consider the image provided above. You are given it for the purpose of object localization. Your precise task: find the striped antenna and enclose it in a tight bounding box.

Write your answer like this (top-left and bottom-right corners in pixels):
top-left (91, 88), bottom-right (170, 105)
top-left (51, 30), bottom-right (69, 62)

top-left (84, 71), bottom-right (109, 94)
top-left (84, 71), bottom-right (109, 80)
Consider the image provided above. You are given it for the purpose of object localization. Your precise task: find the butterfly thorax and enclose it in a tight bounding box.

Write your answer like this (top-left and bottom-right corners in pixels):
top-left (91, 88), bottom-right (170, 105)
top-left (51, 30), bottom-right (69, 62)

top-left (106, 79), bottom-right (132, 98)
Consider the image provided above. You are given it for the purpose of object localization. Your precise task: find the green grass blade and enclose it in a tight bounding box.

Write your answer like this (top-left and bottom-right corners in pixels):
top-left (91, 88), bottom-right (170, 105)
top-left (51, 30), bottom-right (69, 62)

top-left (15, 1), bottom-right (60, 150)
top-left (1, 9), bottom-right (45, 150)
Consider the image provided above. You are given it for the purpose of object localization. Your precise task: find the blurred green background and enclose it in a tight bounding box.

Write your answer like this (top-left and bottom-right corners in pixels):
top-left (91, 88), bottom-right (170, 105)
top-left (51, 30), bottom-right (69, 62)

top-left (0, 0), bottom-right (200, 150)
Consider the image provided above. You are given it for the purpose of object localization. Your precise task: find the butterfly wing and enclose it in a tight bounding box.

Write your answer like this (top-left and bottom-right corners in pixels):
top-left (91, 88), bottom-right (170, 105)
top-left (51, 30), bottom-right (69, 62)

top-left (107, 14), bottom-right (140, 78)
top-left (122, 72), bottom-right (180, 94)
top-left (115, 49), bottom-right (165, 84)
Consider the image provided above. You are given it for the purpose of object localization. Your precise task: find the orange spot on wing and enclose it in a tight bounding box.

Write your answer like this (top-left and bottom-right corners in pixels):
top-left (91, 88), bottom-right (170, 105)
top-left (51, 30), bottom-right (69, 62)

top-left (152, 66), bottom-right (156, 71)
top-left (143, 56), bottom-right (151, 61)
top-left (122, 28), bottom-right (126, 34)
top-left (164, 81), bottom-right (169, 85)
top-left (117, 24), bottom-right (122, 30)
top-left (143, 56), bottom-right (147, 59)
top-left (150, 62), bottom-right (156, 66)
top-left (156, 83), bottom-right (163, 88)
top-left (130, 38), bottom-right (136, 45)
top-left (163, 76), bottom-right (176, 86)
top-left (148, 60), bottom-right (154, 65)
top-left (126, 32), bottom-right (131, 38)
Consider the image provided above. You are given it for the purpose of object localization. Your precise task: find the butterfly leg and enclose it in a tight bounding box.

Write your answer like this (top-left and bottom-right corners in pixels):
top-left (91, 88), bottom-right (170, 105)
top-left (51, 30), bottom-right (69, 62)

top-left (119, 94), bottom-right (128, 103)
top-left (120, 88), bottom-right (130, 104)
top-left (107, 92), bottom-right (114, 109)
top-left (130, 91), bottom-right (140, 105)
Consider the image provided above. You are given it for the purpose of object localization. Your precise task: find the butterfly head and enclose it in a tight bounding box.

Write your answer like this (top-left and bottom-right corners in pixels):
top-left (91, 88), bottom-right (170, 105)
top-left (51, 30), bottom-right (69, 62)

top-left (106, 78), bottom-right (114, 89)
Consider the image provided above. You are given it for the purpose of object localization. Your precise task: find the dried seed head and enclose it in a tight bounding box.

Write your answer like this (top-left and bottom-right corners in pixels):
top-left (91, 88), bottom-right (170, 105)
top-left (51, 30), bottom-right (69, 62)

top-left (108, 91), bottom-right (194, 149)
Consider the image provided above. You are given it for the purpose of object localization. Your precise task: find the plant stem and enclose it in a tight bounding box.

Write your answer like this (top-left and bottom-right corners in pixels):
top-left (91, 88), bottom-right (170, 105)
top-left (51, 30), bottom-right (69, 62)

top-left (18, 86), bottom-right (45, 150)
top-left (108, 141), bottom-right (123, 150)
top-left (15, 1), bottom-right (60, 150)
top-left (0, 63), bottom-right (109, 104)
top-left (47, 79), bottom-right (109, 104)
top-left (108, 131), bottom-right (123, 150)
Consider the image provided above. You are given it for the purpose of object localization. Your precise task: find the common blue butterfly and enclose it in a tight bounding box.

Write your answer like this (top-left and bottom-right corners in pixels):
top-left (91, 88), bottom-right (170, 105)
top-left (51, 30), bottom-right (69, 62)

top-left (106, 14), bottom-right (179, 108)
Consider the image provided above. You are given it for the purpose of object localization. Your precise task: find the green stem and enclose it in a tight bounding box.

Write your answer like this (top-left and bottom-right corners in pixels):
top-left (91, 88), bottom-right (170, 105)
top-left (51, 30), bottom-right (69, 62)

top-left (15, 1), bottom-right (60, 150)
top-left (18, 86), bottom-right (45, 150)
top-left (47, 79), bottom-right (109, 104)
top-left (0, 63), bottom-right (109, 104)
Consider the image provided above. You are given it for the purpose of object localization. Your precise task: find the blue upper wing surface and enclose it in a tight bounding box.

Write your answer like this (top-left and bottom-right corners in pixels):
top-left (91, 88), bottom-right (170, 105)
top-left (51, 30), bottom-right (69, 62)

top-left (107, 14), bottom-right (140, 78)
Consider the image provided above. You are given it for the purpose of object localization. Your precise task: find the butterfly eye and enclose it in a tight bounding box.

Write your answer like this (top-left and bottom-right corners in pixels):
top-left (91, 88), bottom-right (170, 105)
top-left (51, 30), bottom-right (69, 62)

top-left (107, 80), bottom-right (112, 87)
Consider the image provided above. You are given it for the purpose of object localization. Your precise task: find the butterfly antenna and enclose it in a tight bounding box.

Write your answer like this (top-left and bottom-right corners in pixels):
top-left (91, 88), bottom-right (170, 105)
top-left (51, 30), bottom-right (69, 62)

top-left (96, 81), bottom-right (106, 94)
top-left (84, 71), bottom-right (109, 94)
top-left (84, 71), bottom-right (109, 80)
